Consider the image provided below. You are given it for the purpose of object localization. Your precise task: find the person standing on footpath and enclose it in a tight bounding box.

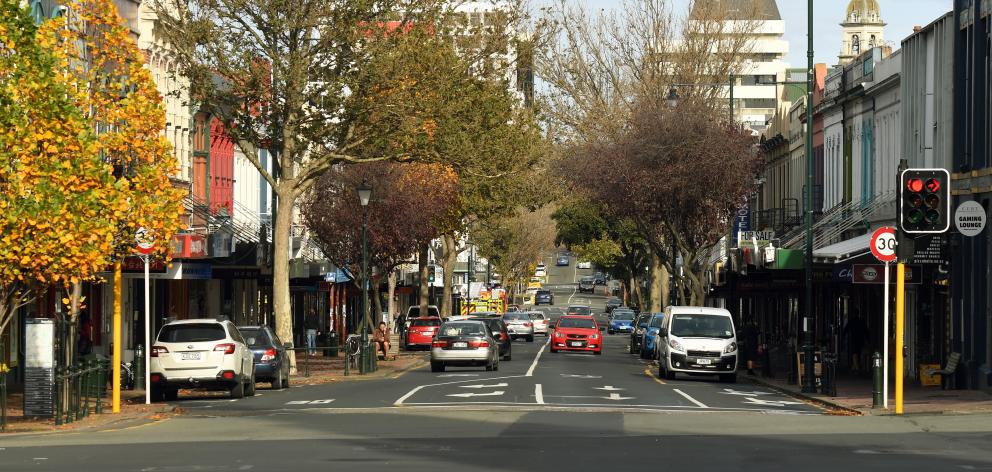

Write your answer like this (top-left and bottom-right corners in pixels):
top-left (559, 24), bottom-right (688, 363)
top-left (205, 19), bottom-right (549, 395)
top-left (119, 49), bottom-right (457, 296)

top-left (304, 309), bottom-right (319, 356)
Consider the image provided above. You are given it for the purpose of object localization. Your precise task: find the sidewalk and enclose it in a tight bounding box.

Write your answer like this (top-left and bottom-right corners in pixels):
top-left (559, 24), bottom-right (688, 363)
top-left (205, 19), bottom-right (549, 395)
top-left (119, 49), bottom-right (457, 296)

top-left (1, 389), bottom-right (178, 435)
top-left (747, 372), bottom-right (992, 415)
top-left (288, 333), bottom-right (427, 386)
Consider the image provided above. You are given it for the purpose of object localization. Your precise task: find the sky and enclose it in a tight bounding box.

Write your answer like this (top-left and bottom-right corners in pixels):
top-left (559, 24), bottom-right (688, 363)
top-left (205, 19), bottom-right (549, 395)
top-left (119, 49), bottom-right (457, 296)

top-left (576, 0), bottom-right (955, 67)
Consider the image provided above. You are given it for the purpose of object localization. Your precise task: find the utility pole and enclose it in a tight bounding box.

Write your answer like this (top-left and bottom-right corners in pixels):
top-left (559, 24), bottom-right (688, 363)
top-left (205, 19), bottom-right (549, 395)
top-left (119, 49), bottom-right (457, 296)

top-left (801, 0), bottom-right (817, 394)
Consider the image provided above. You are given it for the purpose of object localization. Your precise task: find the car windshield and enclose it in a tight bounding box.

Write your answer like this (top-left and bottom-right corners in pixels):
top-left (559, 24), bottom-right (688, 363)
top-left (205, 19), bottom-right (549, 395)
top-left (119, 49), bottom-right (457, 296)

top-left (158, 323), bottom-right (226, 343)
top-left (580, 277), bottom-right (593, 283)
top-left (411, 318), bottom-right (441, 327)
top-left (649, 316), bottom-right (665, 328)
top-left (612, 313), bottom-right (634, 321)
top-left (567, 306), bottom-right (591, 315)
top-left (238, 328), bottom-right (269, 347)
top-left (670, 314), bottom-right (735, 338)
top-left (470, 318), bottom-right (505, 332)
top-left (439, 323), bottom-right (487, 337)
top-left (537, 291), bottom-right (551, 296)
top-left (503, 313), bottom-right (527, 321)
top-left (637, 316), bottom-right (650, 327)
top-left (408, 306), bottom-right (440, 317)
top-left (557, 318), bottom-right (597, 329)
top-left (528, 313), bottom-right (545, 320)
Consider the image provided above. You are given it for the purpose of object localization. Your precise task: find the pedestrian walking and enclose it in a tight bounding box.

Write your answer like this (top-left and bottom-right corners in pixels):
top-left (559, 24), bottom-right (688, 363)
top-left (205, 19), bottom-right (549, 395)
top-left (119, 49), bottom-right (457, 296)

top-left (304, 309), bottom-right (319, 356)
top-left (844, 310), bottom-right (869, 374)
top-left (742, 320), bottom-right (759, 375)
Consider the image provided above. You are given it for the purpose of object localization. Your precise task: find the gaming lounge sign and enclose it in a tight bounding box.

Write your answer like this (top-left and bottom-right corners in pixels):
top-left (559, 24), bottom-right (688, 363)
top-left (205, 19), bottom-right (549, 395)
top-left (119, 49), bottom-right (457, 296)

top-left (834, 264), bottom-right (921, 285)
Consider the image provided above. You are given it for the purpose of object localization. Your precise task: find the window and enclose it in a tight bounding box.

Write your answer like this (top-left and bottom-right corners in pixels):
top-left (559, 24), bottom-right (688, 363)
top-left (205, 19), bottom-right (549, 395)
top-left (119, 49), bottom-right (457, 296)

top-left (557, 318), bottom-right (597, 329)
top-left (852, 35), bottom-right (860, 54)
top-left (869, 35), bottom-right (877, 48)
top-left (670, 315), bottom-right (735, 339)
top-left (158, 324), bottom-right (226, 343)
top-left (411, 318), bottom-right (441, 327)
top-left (239, 328), bottom-right (269, 347)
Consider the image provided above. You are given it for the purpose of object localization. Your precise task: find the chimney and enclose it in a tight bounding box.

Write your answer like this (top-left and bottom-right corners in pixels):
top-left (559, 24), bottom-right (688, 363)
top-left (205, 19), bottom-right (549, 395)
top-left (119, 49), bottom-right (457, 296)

top-left (913, 25), bottom-right (922, 33)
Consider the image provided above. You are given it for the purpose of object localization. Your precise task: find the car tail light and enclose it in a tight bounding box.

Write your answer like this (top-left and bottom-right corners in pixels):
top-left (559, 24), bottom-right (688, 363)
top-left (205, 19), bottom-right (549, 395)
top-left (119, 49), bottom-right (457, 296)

top-left (220, 370), bottom-right (235, 380)
top-left (523, 322), bottom-right (532, 327)
top-left (150, 373), bottom-right (162, 383)
top-left (432, 340), bottom-right (449, 348)
top-left (469, 340), bottom-right (490, 348)
top-left (214, 343), bottom-right (236, 354)
top-left (261, 348), bottom-right (277, 361)
top-left (150, 346), bottom-right (169, 357)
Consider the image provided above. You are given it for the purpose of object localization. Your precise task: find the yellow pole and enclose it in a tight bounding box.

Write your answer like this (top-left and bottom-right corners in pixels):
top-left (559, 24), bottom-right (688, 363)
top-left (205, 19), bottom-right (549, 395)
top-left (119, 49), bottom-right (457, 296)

top-left (895, 262), bottom-right (905, 415)
top-left (112, 260), bottom-right (122, 413)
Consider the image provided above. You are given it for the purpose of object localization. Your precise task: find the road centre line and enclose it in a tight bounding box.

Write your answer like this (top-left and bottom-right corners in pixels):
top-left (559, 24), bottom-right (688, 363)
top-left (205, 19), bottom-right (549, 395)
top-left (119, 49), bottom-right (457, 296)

top-left (673, 388), bottom-right (709, 408)
top-left (526, 336), bottom-right (552, 377)
top-left (535, 384), bottom-right (545, 404)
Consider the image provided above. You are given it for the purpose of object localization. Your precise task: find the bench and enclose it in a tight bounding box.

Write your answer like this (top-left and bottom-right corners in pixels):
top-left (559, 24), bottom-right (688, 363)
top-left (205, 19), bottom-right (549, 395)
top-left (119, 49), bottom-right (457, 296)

top-left (924, 352), bottom-right (961, 390)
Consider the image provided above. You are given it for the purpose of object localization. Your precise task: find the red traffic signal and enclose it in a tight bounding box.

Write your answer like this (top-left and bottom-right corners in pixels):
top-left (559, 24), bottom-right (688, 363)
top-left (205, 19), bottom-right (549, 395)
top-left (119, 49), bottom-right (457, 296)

top-left (906, 178), bottom-right (924, 193)
top-left (925, 179), bottom-right (940, 193)
top-left (900, 169), bottom-right (950, 234)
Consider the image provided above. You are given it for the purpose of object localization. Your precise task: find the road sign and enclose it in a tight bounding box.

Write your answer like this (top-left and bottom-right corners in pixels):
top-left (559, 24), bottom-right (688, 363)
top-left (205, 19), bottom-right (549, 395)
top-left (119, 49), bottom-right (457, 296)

top-left (955, 200), bottom-right (987, 237)
top-left (870, 227), bottom-right (897, 262)
top-left (135, 227), bottom-right (155, 255)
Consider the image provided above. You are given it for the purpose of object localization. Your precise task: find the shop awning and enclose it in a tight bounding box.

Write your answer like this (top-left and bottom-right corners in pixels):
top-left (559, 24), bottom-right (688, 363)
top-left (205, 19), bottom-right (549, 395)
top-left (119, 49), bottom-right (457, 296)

top-left (812, 233), bottom-right (871, 263)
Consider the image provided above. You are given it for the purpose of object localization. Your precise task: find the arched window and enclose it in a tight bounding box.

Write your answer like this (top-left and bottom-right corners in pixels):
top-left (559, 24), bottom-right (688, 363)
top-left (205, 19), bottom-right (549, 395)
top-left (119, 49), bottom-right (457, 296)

top-left (30, 0), bottom-right (45, 24)
top-left (869, 35), bottom-right (876, 48)
top-left (851, 12), bottom-right (859, 22)
top-left (852, 35), bottom-right (861, 54)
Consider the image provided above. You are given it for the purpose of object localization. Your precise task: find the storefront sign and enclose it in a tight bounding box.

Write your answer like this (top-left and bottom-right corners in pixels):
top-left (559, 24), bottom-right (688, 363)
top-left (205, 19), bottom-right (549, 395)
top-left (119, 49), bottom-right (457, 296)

top-left (179, 263), bottom-right (213, 280)
top-left (731, 204), bottom-right (750, 246)
top-left (955, 200), bottom-right (986, 237)
top-left (909, 235), bottom-right (948, 265)
top-left (852, 264), bottom-right (922, 285)
top-left (120, 256), bottom-right (167, 273)
top-left (738, 230), bottom-right (775, 242)
top-left (170, 233), bottom-right (208, 259)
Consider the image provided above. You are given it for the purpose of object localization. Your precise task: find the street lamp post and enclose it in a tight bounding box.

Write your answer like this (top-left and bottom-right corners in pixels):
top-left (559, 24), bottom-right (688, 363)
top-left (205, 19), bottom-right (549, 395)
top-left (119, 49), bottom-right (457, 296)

top-left (357, 180), bottom-right (373, 374)
top-left (801, 0), bottom-right (817, 394)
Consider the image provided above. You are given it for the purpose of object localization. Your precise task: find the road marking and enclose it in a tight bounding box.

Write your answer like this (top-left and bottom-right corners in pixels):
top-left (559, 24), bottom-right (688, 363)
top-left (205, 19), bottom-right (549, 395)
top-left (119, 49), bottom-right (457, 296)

top-left (438, 374), bottom-right (479, 377)
top-left (594, 386), bottom-right (624, 391)
top-left (394, 374), bottom-right (523, 406)
top-left (285, 399), bottom-right (335, 405)
top-left (673, 388), bottom-right (708, 408)
top-left (459, 383), bottom-right (509, 389)
top-left (605, 393), bottom-right (635, 401)
top-left (643, 367), bottom-right (667, 385)
top-left (395, 386), bottom-right (426, 406)
top-left (526, 336), bottom-right (551, 377)
top-left (720, 388), bottom-right (774, 396)
top-left (560, 374), bottom-right (602, 379)
top-left (447, 391), bottom-right (505, 398)
top-left (742, 397), bottom-right (804, 407)
top-left (535, 384), bottom-right (545, 404)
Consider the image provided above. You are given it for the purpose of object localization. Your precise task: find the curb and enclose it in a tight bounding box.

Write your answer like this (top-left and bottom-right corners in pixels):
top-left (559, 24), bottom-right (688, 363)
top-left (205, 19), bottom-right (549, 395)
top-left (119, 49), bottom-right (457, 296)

top-left (745, 375), bottom-right (863, 416)
top-left (0, 405), bottom-right (179, 437)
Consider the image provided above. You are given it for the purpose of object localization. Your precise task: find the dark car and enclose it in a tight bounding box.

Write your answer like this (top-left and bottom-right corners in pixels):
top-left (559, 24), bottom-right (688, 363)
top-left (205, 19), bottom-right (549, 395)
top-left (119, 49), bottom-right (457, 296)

top-left (593, 272), bottom-right (607, 285)
top-left (556, 255), bottom-right (569, 266)
top-left (239, 326), bottom-right (290, 390)
top-left (470, 317), bottom-right (512, 361)
top-left (605, 297), bottom-right (622, 312)
top-left (629, 313), bottom-right (652, 354)
top-left (535, 289), bottom-right (554, 305)
top-left (578, 276), bottom-right (595, 293)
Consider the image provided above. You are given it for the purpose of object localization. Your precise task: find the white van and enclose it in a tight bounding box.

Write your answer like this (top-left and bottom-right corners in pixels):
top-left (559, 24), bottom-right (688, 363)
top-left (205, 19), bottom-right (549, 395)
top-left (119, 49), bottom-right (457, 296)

top-left (656, 306), bottom-right (738, 383)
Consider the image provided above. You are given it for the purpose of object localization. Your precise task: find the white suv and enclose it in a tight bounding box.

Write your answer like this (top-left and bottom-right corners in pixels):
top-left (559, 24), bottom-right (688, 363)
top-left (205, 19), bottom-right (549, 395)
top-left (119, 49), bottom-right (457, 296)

top-left (149, 319), bottom-right (256, 401)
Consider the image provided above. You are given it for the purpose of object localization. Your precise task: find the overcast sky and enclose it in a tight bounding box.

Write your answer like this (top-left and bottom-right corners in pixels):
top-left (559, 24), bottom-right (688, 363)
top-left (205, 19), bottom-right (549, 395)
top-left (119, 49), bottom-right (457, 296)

top-left (571, 0), bottom-right (954, 66)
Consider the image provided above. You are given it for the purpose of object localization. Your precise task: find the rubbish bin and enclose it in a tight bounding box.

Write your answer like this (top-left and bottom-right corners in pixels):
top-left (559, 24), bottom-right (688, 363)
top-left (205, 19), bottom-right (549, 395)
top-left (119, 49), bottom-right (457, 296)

top-left (821, 352), bottom-right (837, 397)
top-left (325, 332), bottom-right (339, 357)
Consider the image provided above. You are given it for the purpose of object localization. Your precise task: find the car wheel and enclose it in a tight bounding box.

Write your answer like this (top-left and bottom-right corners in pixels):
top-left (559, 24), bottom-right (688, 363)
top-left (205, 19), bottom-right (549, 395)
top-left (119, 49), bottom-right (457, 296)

top-left (246, 372), bottom-right (256, 397)
top-left (230, 380), bottom-right (245, 399)
top-left (527, 336), bottom-right (534, 343)
top-left (493, 358), bottom-right (499, 371)
top-left (720, 373), bottom-right (737, 383)
top-left (273, 369), bottom-right (283, 390)
top-left (594, 350), bottom-right (602, 356)
top-left (664, 361), bottom-right (677, 381)
top-left (503, 353), bottom-right (511, 361)
top-left (431, 361), bottom-right (445, 373)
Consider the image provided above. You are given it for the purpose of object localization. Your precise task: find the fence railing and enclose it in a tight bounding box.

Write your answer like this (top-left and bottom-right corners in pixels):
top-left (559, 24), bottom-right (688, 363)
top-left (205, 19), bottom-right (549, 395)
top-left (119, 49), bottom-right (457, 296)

top-left (54, 358), bottom-right (109, 426)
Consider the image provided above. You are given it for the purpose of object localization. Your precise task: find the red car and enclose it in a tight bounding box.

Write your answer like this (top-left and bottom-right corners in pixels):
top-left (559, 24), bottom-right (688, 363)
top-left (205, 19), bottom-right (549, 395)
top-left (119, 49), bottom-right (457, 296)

top-left (550, 315), bottom-right (603, 355)
top-left (404, 317), bottom-right (442, 350)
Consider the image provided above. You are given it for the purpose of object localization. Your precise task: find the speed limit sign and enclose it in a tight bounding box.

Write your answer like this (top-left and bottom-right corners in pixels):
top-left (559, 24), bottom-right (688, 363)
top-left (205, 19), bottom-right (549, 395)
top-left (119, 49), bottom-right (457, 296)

top-left (870, 227), bottom-right (897, 262)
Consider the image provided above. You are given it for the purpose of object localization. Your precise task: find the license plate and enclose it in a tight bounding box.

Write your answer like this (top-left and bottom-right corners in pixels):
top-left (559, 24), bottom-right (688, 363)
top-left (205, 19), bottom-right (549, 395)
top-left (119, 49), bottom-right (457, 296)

top-left (453, 342), bottom-right (468, 348)
top-left (570, 341), bottom-right (584, 347)
top-left (696, 358), bottom-right (712, 365)
top-left (181, 352), bottom-right (201, 361)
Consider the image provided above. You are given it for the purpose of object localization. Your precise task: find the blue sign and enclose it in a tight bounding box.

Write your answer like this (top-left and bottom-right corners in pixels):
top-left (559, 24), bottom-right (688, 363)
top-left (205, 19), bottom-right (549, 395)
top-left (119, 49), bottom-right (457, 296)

top-left (324, 269), bottom-right (351, 283)
top-left (732, 204), bottom-right (751, 245)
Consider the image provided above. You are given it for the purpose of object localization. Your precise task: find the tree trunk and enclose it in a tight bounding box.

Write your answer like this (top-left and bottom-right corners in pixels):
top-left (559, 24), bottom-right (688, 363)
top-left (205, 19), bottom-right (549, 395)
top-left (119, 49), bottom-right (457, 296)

top-left (631, 276), bottom-right (644, 311)
top-left (649, 252), bottom-right (669, 312)
top-left (387, 271), bottom-right (397, 330)
top-left (418, 242), bottom-right (430, 315)
top-left (272, 188), bottom-right (296, 373)
top-left (440, 234), bottom-right (458, 318)
top-left (687, 267), bottom-right (708, 306)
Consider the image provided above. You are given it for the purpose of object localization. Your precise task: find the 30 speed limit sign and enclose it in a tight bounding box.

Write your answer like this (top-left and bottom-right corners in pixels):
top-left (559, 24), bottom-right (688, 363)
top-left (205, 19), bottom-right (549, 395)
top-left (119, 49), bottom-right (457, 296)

top-left (870, 227), bottom-right (897, 262)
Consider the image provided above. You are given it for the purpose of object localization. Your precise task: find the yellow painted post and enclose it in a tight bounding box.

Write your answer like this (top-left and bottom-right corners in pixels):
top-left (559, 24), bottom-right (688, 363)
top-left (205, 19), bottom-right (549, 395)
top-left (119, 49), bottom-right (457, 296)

top-left (112, 260), bottom-right (122, 413)
top-left (895, 262), bottom-right (905, 415)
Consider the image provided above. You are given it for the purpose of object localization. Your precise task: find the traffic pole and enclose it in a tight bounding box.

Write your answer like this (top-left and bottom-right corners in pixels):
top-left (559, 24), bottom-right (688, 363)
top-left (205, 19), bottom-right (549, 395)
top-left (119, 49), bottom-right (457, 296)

top-left (112, 260), bottom-right (122, 413)
top-left (895, 262), bottom-right (905, 415)
top-left (143, 255), bottom-right (151, 405)
top-left (883, 261), bottom-right (890, 409)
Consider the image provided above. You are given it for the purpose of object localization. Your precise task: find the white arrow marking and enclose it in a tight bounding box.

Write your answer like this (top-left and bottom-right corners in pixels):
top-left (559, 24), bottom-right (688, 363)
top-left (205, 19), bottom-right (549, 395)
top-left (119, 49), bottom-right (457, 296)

top-left (286, 400), bottom-right (310, 405)
top-left (309, 399), bottom-right (335, 404)
top-left (447, 391), bottom-right (505, 398)
top-left (742, 397), bottom-right (804, 407)
top-left (604, 393), bottom-right (635, 400)
top-left (560, 374), bottom-right (602, 379)
top-left (286, 399), bottom-right (335, 405)
top-left (721, 388), bottom-right (774, 397)
top-left (594, 386), bottom-right (624, 392)
top-left (459, 383), bottom-right (509, 389)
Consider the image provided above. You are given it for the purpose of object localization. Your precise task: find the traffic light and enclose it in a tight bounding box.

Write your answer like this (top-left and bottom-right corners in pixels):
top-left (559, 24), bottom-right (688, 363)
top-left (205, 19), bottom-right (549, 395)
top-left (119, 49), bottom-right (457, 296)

top-left (427, 265), bottom-right (436, 283)
top-left (899, 168), bottom-right (950, 234)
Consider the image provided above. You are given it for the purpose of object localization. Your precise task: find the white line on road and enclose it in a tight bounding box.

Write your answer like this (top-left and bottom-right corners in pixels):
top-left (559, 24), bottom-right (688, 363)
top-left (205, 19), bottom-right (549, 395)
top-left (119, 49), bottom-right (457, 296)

top-left (673, 388), bottom-right (709, 408)
top-left (447, 391), bottom-right (505, 398)
top-left (526, 336), bottom-right (552, 377)
top-left (394, 386), bottom-right (426, 406)
top-left (535, 384), bottom-right (545, 404)
top-left (459, 383), bottom-right (509, 389)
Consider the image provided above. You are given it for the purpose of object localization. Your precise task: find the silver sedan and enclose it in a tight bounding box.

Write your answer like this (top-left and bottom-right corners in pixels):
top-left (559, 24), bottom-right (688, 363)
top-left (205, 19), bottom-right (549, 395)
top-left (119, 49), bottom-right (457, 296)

top-left (430, 320), bottom-right (500, 372)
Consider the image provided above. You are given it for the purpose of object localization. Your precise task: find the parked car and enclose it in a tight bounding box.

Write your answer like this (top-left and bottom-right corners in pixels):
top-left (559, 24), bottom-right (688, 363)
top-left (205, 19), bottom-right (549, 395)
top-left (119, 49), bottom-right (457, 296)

top-left (238, 325), bottom-right (290, 390)
top-left (535, 267), bottom-right (547, 278)
top-left (605, 297), bottom-right (623, 312)
top-left (629, 313), bottom-right (652, 354)
top-left (528, 311), bottom-right (549, 336)
top-left (550, 315), bottom-right (603, 355)
top-left (640, 313), bottom-right (666, 360)
top-left (403, 305), bottom-right (441, 329)
top-left (556, 254), bottom-right (570, 266)
top-left (535, 289), bottom-right (554, 305)
top-left (502, 312), bottom-right (535, 342)
top-left (470, 316), bottom-right (512, 361)
top-left (593, 272), bottom-right (607, 285)
top-left (657, 307), bottom-right (738, 383)
top-left (566, 305), bottom-right (592, 316)
top-left (405, 316), bottom-right (442, 350)
top-left (577, 261), bottom-right (592, 269)
top-left (430, 320), bottom-right (499, 372)
top-left (607, 309), bottom-right (636, 335)
top-left (150, 319), bottom-right (256, 401)
top-left (578, 276), bottom-right (595, 293)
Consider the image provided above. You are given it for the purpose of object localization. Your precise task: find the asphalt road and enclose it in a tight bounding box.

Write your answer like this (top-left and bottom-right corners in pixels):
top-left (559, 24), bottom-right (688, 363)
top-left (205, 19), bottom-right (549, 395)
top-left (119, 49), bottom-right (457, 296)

top-left (3, 254), bottom-right (992, 470)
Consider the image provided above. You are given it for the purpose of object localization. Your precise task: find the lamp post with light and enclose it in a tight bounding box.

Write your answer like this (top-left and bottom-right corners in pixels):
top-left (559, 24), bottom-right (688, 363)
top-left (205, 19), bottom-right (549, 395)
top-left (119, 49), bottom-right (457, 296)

top-left (357, 180), bottom-right (374, 374)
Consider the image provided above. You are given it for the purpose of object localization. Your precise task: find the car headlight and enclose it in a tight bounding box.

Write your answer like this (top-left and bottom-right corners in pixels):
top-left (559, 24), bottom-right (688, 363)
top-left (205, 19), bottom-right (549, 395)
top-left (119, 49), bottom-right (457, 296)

top-left (554, 331), bottom-right (563, 338)
top-left (724, 342), bottom-right (738, 354)
top-left (669, 338), bottom-right (684, 352)
top-left (590, 334), bottom-right (599, 340)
